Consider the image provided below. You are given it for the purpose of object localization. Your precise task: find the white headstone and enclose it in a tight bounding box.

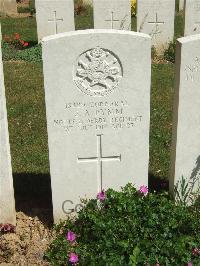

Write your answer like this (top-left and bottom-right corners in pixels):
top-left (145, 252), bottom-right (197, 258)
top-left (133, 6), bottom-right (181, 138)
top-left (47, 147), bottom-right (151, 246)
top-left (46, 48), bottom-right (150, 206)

top-left (93, 0), bottom-right (131, 30)
top-left (42, 30), bottom-right (151, 222)
top-left (184, 0), bottom-right (200, 36)
top-left (170, 34), bottom-right (200, 198)
top-left (35, 0), bottom-right (75, 42)
top-left (0, 0), bottom-right (17, 15)
top-left (0, 24), bottom-right (16, 225)
top-left (179, 0), bottom-right (184, 11)
top-left (137, 0), bottom-right (175, 52)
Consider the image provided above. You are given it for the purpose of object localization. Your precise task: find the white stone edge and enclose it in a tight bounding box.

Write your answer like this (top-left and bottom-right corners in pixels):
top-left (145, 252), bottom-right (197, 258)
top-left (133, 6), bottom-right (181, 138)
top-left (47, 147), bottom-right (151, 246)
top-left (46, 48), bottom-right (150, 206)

top-left (42, 29), bottom-right (151, 43)
top-left (177, 34), bottom-right (200, 44)
top-left (0, 23), bottom-right (16, 225)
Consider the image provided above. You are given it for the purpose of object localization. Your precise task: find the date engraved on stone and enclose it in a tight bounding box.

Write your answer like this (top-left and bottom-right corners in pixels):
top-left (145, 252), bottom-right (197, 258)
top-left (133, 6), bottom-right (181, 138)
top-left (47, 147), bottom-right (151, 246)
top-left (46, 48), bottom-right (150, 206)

top-left (73, 47), bottom-right (123, 97)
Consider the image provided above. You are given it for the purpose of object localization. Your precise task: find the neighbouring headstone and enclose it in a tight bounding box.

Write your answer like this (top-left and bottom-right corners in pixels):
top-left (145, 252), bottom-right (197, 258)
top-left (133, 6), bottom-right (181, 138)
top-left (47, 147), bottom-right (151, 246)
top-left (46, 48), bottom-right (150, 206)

top-left (42, 30), bottom-right (151, 222)
top-left (35, 0), bottom-right (75, 42)
top-left (93, 0), bottom-right (131, 30)
top-left (179, 0), bottom-right (184, 11)
top-left (137, 0), bottom-right (175, 52)
top-left (0, 0), bottom-right (17, 15)
top-left (0, 24), bottom-right (16, 225)
top-left (184, 0), bottom-right (200, 36)
top-left (170, 34), bottom-right (200, 199)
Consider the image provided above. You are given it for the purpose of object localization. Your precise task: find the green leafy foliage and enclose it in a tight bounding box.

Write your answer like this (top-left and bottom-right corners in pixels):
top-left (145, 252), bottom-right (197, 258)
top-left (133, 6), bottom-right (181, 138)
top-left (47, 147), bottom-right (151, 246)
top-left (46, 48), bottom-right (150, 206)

top-left (175, 176), bottom-right (200, 207)
top-left (17, 7), bottom-right (31, 14)
top-left (164, 40), bottom-right (176, 63)
top-left (29, 0), bottom-right (35, 9)
top-left (2, 41), bottom-right (42, 62)
top-left (46, 184), bottom-right (200, 265)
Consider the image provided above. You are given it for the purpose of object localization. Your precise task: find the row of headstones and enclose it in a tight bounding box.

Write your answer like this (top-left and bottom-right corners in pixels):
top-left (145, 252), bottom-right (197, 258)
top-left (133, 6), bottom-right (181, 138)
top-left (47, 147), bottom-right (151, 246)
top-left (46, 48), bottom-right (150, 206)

top-left (1, 24), bottom-right (200, 224)
top-left (35, 0), bottom-right (200, 53)
top-left (82, 0), bottom-right (197, 13)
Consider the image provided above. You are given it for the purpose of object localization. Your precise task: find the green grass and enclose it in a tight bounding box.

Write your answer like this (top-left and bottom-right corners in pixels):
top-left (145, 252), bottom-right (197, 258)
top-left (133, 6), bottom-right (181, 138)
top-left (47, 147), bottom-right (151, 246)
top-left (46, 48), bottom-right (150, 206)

top-left (17, 7), bottom-right (31, 14)
top-left (75, 5), bottom-right (94, 30)
top-left (4, 62), bottom-right (49, 174)
top-left (29, 0), bottom-right (35, 9)
top-left (0, 17), bottom-right (37, 44)
top-left (150, 64), bottom-right (174, 179)
top-left (175, 10), bottom-right (184, 39)
top-left (1, 7), bottom-right (184, 182)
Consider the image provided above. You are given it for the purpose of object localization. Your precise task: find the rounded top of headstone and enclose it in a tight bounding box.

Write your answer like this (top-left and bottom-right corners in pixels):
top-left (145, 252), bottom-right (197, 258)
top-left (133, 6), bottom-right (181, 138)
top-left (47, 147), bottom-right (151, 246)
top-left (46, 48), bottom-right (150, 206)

top-left (177, 34), bottom-right (200, 44)
top-left (42, 29), bottom-right (151, 43)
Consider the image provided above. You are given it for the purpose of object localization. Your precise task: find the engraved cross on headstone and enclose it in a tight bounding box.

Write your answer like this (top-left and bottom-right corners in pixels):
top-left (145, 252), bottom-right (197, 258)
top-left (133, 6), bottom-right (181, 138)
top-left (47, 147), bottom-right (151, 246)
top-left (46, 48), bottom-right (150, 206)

top-left (77, 134), bottom-right (121, 191)
top-left (105, 11), bottom-right (120, 29)
top-left (48, 10), bottom-right (64, 34)
top-left (148, 13), bottom-right (164, 39)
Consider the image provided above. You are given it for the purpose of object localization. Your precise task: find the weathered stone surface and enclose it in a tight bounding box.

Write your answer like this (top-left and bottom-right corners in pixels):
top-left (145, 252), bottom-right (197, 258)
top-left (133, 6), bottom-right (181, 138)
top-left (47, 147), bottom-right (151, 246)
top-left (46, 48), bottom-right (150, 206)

top-left (179, 0), bottom-right (184, 10)
top-left (184, 0), bottom-right (200, 36)
top-left (137, 0), bottom-right (175, 52)
top-left (0, 24), bottom-right (16, 225)
top-left (170, 34), bottom-right (200, 198)
top-left (93, 0), bottom-right (131, 30)
top-left (42, 30), bottom-right (151, 222)
top-left (35, 0), bottom-right (75, 42)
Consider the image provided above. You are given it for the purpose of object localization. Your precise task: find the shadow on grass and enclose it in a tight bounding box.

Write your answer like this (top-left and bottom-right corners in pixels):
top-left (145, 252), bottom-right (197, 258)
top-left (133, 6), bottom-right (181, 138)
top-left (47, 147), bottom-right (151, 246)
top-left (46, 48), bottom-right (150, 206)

top-left (149, 172), bottom-right (169, 193)
top-left (26, 41), bottom-right (38, 48)
top-left (13, 173), bottom-right (53, 225)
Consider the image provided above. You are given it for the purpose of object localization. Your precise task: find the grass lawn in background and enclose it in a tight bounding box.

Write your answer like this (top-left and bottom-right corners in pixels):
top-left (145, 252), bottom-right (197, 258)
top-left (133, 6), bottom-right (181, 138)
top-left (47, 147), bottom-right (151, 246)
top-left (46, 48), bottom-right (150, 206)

top-left (4, 62), bottom-right (48, 174)
top-left (0, 8), bottom-right (184, 184)
top-left (0, 3), bottom-right (184, 42)
top-left (1, 17), bottom-right (37, 44)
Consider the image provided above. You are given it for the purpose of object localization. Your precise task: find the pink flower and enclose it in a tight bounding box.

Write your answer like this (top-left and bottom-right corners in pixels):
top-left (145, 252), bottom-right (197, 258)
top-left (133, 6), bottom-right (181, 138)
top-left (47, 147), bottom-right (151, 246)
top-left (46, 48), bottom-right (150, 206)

top-left (139, 185), bottom-right (148, 196)
top-left (66, 231), bottom-right (76, 242)
top-left (188, 262), bottom-right (193, 266)
top-left (97, 190), bottom-right (106, 201)
top-left (69, 252), bottom-right (78, 264)
top-left (192, 248), bottom-right (200, 256)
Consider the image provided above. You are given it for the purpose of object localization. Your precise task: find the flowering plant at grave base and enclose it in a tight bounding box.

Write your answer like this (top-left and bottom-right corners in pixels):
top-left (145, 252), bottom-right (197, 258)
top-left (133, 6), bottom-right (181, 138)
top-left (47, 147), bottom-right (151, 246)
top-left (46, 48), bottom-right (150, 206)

top-left (0, 223), bottom-right (16, 234)
top-left (131, 0), bottom-right (137, 17)
top-left (69, 252), bottom-right (79, 264)
top-left (3, 33), bottom-right (29, 50)
top-left (66, 231), bottom-right (76, 242)
top-left (46, 183), bottom-right (200, 265)
top-left (139, 185), bottom-right (148, 196)
top-left (97, 190), bottom-right (106, 201)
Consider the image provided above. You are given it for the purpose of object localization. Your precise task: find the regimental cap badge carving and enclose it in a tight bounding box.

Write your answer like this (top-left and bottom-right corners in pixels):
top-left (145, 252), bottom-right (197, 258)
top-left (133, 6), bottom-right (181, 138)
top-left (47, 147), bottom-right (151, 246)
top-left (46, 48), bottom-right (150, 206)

top-left (73, 46), bottom-right (123, 97)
